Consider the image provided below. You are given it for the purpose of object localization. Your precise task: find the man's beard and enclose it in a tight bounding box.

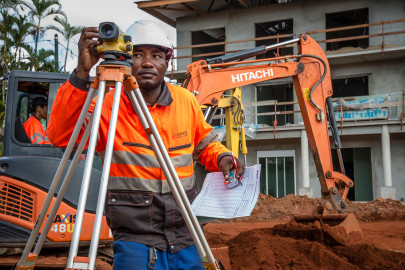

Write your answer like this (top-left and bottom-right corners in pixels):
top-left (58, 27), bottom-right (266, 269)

top-left (138, 78), bottom-right (164, 91)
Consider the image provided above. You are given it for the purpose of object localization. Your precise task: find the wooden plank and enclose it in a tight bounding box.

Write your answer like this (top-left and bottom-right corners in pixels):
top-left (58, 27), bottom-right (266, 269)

top-left (136, 0), bottom-right (198, 8)
top-left (211, 110), bottom-right (299, 119)
top-left (307, 18), bottom-right (405, 35)
top-left (175, 41), bottom-right (226, 50)
top-left (247, 111), bottom-right (300, 117)
top-left (139, 8), bottom-right (176, 27)
top-left (245, 100), bottom-right (276, 107)
top-left (237, 0), bottom-right (249, 8)
top-left (182, 2), bottom-right (202, 12)
top-left (152, 6), bottom-right (204, 14)
top-left (174, 33), bottom-right (295, 50)
top-left (174, 51), bottom-right (225, 60)
top-left (318, 30), bottom-right (405, 44)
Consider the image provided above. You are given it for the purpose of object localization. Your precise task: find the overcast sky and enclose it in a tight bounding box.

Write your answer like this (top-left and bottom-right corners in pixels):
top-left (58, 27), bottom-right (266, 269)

top-left (47, 0), bottom-right (176, 73)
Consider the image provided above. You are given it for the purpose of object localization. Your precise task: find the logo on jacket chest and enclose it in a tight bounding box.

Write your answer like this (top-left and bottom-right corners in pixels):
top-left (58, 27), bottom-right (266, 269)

top-left (175, 131), bottom-right (188, 139)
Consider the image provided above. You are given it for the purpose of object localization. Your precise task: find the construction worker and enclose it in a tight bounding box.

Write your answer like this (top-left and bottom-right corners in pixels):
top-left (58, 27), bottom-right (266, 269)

top-left (23, 96), bottom-right (50, 144)
top-left (47, 20), bottom-right (244, 269)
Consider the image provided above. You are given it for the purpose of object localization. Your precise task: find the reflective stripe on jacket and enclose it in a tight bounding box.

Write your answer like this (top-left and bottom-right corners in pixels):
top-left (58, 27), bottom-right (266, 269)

top-left (23, 115), bottom-right (50, 144)
top-left (47, 72), bottom-right (230, 252)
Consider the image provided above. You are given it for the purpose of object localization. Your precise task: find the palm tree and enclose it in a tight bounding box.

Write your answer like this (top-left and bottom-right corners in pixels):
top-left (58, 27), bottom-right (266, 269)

top-left (21, 45), bottom-right (55, 72)
top-left (0, 0), bottom-right (27, 10)
top-left (21, 0), bottom-right (66, 71)
top-left (49, 16), bottom-right (84, 72)
top-left (0, 9), bottom-right (14, 73)
top-left (10, 14), bottom-right (35, 70)
top-left (0, 8), bottom-right (15, 102)
top-left (0, 99), bottom-right (5, 143)
top-left (0, 40), bottom-right (13, 102)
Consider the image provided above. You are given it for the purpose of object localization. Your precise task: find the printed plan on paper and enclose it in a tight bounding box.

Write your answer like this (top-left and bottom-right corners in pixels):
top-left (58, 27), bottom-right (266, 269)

top-left (192, 164), bottom-right (261, 219)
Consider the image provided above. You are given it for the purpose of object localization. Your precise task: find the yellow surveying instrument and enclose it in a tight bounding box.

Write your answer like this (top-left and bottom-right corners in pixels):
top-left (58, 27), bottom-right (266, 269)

top-left (94, 22), bottom-right (133, 62)
top-left (14, 22), bottom-right (224, 270)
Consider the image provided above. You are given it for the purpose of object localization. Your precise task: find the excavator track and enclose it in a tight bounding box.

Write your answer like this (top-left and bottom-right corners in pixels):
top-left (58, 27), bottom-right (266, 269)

top-left (0, 246), bottom-right (113, 270)
top-left (0, 257), bottom-right (112, 270)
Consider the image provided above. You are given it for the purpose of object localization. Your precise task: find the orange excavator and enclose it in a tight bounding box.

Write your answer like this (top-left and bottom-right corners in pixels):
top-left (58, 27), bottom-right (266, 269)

top-left (182, 34), bottom-right (362, 241)
top-left (0, 34), bottom-right (360, 269)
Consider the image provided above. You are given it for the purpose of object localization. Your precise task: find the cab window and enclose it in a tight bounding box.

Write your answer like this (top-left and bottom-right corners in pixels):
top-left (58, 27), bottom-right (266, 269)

top-left (14, 80), bottom-right (61, 144)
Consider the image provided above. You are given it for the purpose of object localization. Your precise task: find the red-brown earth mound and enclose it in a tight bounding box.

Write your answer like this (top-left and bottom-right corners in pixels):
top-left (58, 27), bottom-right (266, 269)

top-left (205, 194), bottom-right (405, 269)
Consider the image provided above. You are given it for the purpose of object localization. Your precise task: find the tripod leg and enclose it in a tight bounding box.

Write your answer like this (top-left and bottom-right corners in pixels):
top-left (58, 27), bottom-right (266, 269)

top-left (67, 81), bottom-right (107, 268)
top-left (34, 111), bottom-right (95, 255)
top-left (126, 87), bottom-right (218, 269)
top-left (16, 87), bottom-right (96, 269)
top-left (87, 81), bottom-right (123, 270)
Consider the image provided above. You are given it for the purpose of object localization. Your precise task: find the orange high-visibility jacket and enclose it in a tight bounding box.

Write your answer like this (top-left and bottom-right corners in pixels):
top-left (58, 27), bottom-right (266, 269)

top-left (47, 76), bottom-right (231, 251)
top-left (47, 78), bottom-right (230, 193)
top-left (23, 115), bottom-right (50, 144)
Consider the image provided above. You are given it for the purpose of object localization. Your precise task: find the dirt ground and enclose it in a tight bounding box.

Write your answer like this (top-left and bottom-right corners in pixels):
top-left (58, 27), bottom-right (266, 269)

top-left (204, 194), bottom-right (405, 270)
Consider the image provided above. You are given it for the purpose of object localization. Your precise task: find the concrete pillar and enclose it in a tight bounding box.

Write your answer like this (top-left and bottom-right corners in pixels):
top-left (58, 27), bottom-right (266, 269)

top-left (177, 31), bottom-right (192, 71)
top-left (299, 130), bottom-right (313, 197)
top-left (379, 125), bottom-right (396, 199)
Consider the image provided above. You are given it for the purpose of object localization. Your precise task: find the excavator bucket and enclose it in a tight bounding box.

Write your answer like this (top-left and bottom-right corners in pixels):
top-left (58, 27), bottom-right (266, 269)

top-left (272, 213), bottom-right (363, 246)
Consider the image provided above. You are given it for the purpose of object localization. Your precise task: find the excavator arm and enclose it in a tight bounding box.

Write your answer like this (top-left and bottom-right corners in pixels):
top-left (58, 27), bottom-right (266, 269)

top-left (183, 34), bottom-right (353, 215)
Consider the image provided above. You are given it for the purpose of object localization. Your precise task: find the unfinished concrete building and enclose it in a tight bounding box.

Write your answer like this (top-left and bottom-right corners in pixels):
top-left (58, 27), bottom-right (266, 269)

top-left (136, 0), bottom-right (405, 201)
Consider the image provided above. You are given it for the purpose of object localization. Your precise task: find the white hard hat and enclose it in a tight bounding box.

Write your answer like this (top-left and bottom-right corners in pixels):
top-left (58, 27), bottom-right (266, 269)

top-left (125, 20), bottom-right (173, 60)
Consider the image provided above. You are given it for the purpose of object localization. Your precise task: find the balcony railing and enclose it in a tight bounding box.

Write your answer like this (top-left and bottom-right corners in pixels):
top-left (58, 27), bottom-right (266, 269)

top-left (211, 91), bottom-right (405, 136)
top-left (172, 18), bottom-right (405, 69)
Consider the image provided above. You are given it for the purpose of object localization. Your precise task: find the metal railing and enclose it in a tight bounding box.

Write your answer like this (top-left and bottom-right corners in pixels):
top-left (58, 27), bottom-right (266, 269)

top-left (172, 18), bottom-right (405, 64)
top-left (211, 91), bottom-right (405, 133)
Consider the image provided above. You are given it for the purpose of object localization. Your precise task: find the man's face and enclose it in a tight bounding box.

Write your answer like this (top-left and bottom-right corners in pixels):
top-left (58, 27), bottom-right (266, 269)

top-left (39, 105), bottom-right (48, 120)
top-left (131, 46), bottom-right (168, 91)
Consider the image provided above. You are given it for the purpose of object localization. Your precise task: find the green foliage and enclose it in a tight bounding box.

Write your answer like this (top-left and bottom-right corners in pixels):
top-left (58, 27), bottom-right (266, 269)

top-left (20, 0), bottom-right (66, 70)
top-left (10, 14), bottom-right (35, 70)
top-left (0, 99), bottom-right (5, 149)
top-left (0, 100), bottom-right (5, 123)
top-left (50, 16), bottom-right (84, 72)
top-left (0, 0), bottom-right (83, 141)
top-left (1, 0), bottom-right (81, 75)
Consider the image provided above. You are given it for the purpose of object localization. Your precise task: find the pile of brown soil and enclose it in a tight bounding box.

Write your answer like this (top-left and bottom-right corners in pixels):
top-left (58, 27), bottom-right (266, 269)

top-left (347, 197), bottom-right (405, 221)
top-left (205, 194), bottom-right (405, 269)
top-left (224, 227), bottom-right (405, 270)
top-left (218, 193), bottom-right (405, 223)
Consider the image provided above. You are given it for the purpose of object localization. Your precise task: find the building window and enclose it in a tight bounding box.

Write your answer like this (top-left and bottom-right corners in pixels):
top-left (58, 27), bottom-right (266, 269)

top-left (191, 28), bottom-right (225, 62)
top-left (331, 148), bottom-right (373, 201)
top-left (331, 76), bottom-right (368, 98)
top-left (255, 19), bottom-right (293, 59)
top-left (326, 8), bottom-right (369, 51)
top-left (256, 83), bottom-right (294, 126)
top-left (258, 150), bottom-right (296, 198)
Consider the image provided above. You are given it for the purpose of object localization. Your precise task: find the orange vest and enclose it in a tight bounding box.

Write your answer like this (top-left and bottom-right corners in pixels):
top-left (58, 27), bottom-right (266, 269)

top-left (48, 80), bottom-right (229, 193)
top-left (23, 115), bottom-right (50, 144)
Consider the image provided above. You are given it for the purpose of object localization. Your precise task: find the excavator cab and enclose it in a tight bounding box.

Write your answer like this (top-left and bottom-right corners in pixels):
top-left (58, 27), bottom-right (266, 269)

top-left (0, 71), bottom-right (112, 267)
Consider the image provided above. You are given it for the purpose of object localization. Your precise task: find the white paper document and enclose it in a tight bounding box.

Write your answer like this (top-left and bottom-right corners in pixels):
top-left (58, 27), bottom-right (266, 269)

top-left (191, 164), bottom-right (261, 219)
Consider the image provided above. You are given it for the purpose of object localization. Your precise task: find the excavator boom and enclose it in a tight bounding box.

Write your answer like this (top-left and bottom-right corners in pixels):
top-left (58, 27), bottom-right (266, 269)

top-left (183, 34), bottom-right (354, 215)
